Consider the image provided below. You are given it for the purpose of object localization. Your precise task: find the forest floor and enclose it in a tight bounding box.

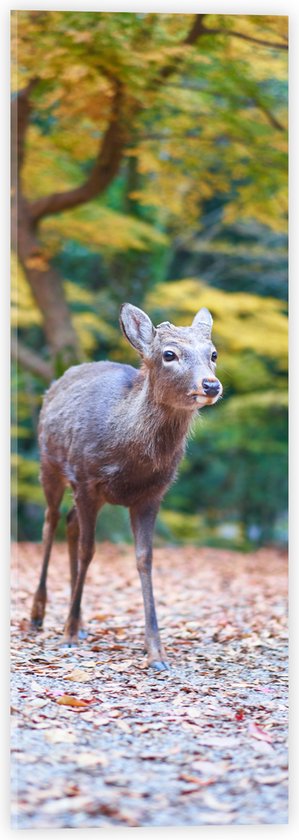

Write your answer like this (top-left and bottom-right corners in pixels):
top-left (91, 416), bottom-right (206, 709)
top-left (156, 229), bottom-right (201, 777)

top-left (11, 541), bottom-right (288, 828)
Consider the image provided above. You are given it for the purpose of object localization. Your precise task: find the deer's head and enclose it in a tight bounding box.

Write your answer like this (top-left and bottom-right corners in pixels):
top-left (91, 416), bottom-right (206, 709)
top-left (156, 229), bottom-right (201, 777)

top-left (120, 303), bottom-right (222, 411)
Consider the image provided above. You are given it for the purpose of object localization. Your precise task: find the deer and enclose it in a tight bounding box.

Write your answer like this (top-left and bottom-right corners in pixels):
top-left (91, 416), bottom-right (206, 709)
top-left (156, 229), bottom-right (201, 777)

top-left (31, 303), bottom-right (222, 670)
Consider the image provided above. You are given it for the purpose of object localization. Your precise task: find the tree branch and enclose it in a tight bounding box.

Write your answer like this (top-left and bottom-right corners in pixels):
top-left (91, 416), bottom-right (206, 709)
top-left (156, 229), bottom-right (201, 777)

top-left (157, 13), bottom-right (287, 91)
top-left (158, 14), bottom-right (208, 82)
top-left (11, 336), bottom-right (53, 382)
top-left (256, 102), bottom-right (285, 133)
top-left (204, 25), bottom-right (288, 51)
top-left (18, 13), bottom-right (287, 229)
top-left (29, 80), bottom-right (127, 224)
top-left (27, 13), bottom-right (206, 223)
top-left (184, 14), bottom-right (207, 46)
top-left (27, 15), bottom-right (208, 223)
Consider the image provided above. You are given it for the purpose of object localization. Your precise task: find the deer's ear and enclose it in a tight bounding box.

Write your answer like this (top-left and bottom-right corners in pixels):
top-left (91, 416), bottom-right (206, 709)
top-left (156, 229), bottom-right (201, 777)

top-left (120, 303), bottom-right (156, 356)
top-left (192, 307), bottom-right (213, 337)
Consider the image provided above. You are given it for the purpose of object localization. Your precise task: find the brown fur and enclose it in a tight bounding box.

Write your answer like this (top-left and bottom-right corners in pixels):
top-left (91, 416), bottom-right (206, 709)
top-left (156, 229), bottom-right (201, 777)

top-left (31, 304), bottom-right (222, 669)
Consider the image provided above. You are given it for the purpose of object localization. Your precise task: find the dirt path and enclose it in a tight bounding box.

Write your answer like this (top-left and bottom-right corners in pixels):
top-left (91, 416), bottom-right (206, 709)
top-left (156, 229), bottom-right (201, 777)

top-left (11, 542), bottom-right (288, 827)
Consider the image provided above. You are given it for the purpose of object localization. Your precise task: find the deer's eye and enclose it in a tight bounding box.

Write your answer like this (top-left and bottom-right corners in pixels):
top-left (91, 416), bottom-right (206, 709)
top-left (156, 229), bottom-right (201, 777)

top-left (211, 350), bottom-right (218, 363)
top-left (163, 350), bottom-right (177, 362)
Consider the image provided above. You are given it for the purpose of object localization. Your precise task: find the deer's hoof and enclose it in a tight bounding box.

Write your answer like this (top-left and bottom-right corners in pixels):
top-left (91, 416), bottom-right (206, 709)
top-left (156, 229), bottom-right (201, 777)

top-left (30, 617), bottom-right (43, 631)
top-left (61, 627), bottom-right (80, 647)
top-left (60, 637), bottom-right (78, 648)
top-left (149, 660), bottom-right (170, 671)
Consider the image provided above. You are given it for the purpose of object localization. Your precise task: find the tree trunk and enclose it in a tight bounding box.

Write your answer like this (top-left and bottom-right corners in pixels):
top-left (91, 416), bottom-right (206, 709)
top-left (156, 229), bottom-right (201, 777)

top-left (11, 15), bottom-right (232, 377)
top-left (11, 83), bottom-right (81, 374)
top-left (12, 194), bottom-right (80, 374)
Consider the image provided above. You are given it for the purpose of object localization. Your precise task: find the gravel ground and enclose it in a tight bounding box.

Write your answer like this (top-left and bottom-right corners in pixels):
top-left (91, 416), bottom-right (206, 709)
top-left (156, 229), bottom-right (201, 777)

top-left (11, 541), bottom-right (288, 828)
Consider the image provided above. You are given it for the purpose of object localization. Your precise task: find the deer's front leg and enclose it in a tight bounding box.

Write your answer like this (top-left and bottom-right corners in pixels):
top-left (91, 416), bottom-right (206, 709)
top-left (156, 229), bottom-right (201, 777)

top-left (130, 501), bottom-right (169, 671)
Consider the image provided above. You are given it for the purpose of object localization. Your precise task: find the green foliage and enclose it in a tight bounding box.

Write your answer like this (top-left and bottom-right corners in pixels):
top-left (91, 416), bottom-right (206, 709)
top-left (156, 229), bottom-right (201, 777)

top-left (165, 389), bottom-right (287, 546)
top-left (12, 11), bottom-right (288, 547)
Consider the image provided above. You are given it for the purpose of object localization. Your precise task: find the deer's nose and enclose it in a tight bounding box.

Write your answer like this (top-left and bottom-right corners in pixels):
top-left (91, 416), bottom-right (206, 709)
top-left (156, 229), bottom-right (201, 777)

top-left (202, 378), bottom-right (221, 397)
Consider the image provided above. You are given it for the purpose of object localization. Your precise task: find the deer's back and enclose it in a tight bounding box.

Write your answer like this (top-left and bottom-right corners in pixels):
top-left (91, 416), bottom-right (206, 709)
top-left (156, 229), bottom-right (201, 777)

top-left (38, 361), bottom-right (180, 505)
top-left (39, 361), bottom-right (137, 447)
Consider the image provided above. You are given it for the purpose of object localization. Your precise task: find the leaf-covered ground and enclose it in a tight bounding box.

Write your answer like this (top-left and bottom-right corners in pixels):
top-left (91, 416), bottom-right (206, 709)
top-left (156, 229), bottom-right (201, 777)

top-left (11, 542), bottom-right (288, 828)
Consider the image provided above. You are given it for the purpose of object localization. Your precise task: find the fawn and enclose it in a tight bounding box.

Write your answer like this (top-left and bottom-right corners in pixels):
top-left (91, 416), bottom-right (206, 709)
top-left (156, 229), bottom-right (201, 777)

top-left (31, 303), bottom-right (222, 669)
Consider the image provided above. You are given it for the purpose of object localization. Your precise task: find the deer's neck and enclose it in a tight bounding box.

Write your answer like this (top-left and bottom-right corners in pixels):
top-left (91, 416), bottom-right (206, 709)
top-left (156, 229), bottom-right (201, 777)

top-left (114, 371), bottom-right (193, 467)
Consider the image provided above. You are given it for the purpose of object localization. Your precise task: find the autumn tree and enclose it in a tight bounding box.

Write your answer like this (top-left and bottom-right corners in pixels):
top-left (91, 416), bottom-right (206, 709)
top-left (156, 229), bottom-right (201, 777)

top-left (11, 11), bottom-right (287, 375)
top-left (11, 12), bottom-right (288, 545)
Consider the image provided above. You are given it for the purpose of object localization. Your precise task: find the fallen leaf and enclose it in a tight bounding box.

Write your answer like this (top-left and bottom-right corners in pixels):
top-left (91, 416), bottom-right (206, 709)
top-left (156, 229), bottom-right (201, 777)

top-left (11, 542), bottom-right (288, 828)
top-left (64, 783), bottom-right (81, 797)
top-left (93, 716), bottom-right (111, 727)
top-left (93, 803), bottom-right (138, 827)
top-left (15, 752), bottom-right (39, 764)
top-left (192, 811), bottom-right (234, 824)
top-left (115, 719), bottom-right (132, 733)
top-left (75, 752), bottom-right (108, 768)
top-left (56, 694), bottom-right (93, 708)
top-left (251, 739), bottom-right (275, 754)
top-left (25, 698), bottom-right (49, 710)
top-left (196, 734), bottom-right (240, 749)
top-left (44, 728), bottom-right (76, 744)
top-left (41, 795), bottom-right (92, 815)
top-left (179, 771), bottom-right (212, 786)
top-left (108, 660), bottom-right (134, 672)
top-left (64, 669), bottom-right (97, 682)
top-left (248, 721), bottom-right (273, 743)
top-left (254, 772), bottom-right (288, 785)
top-left (201, 791), bottom-right (236, 812)
top-left (193, 759), bottom-right (228, 777)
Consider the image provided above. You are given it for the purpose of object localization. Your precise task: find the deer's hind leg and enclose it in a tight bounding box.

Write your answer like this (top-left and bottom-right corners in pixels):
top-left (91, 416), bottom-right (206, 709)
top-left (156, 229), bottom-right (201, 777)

top-left (66, 506), bottom-right (79, 596)
top-left (31, 466), bottom-right (64, 630)
top-left (63, 492), bottom-right (99, 646)
top-left (66, 505), bottom-right (86, 638)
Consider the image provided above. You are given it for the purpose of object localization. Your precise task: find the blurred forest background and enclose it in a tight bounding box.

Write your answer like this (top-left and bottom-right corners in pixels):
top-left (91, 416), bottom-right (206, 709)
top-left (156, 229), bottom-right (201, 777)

top-left (11, 11), bottom-right (288, 549)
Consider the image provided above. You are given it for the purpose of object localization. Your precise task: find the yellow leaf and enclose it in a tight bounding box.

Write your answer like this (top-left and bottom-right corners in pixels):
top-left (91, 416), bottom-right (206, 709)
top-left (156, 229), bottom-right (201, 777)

top-left (62, 64), bottom-right (88, 83)
top-left (57, 693), bottom-right (91, 707)
top-left (64, 670), bottom-right (96, 683)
